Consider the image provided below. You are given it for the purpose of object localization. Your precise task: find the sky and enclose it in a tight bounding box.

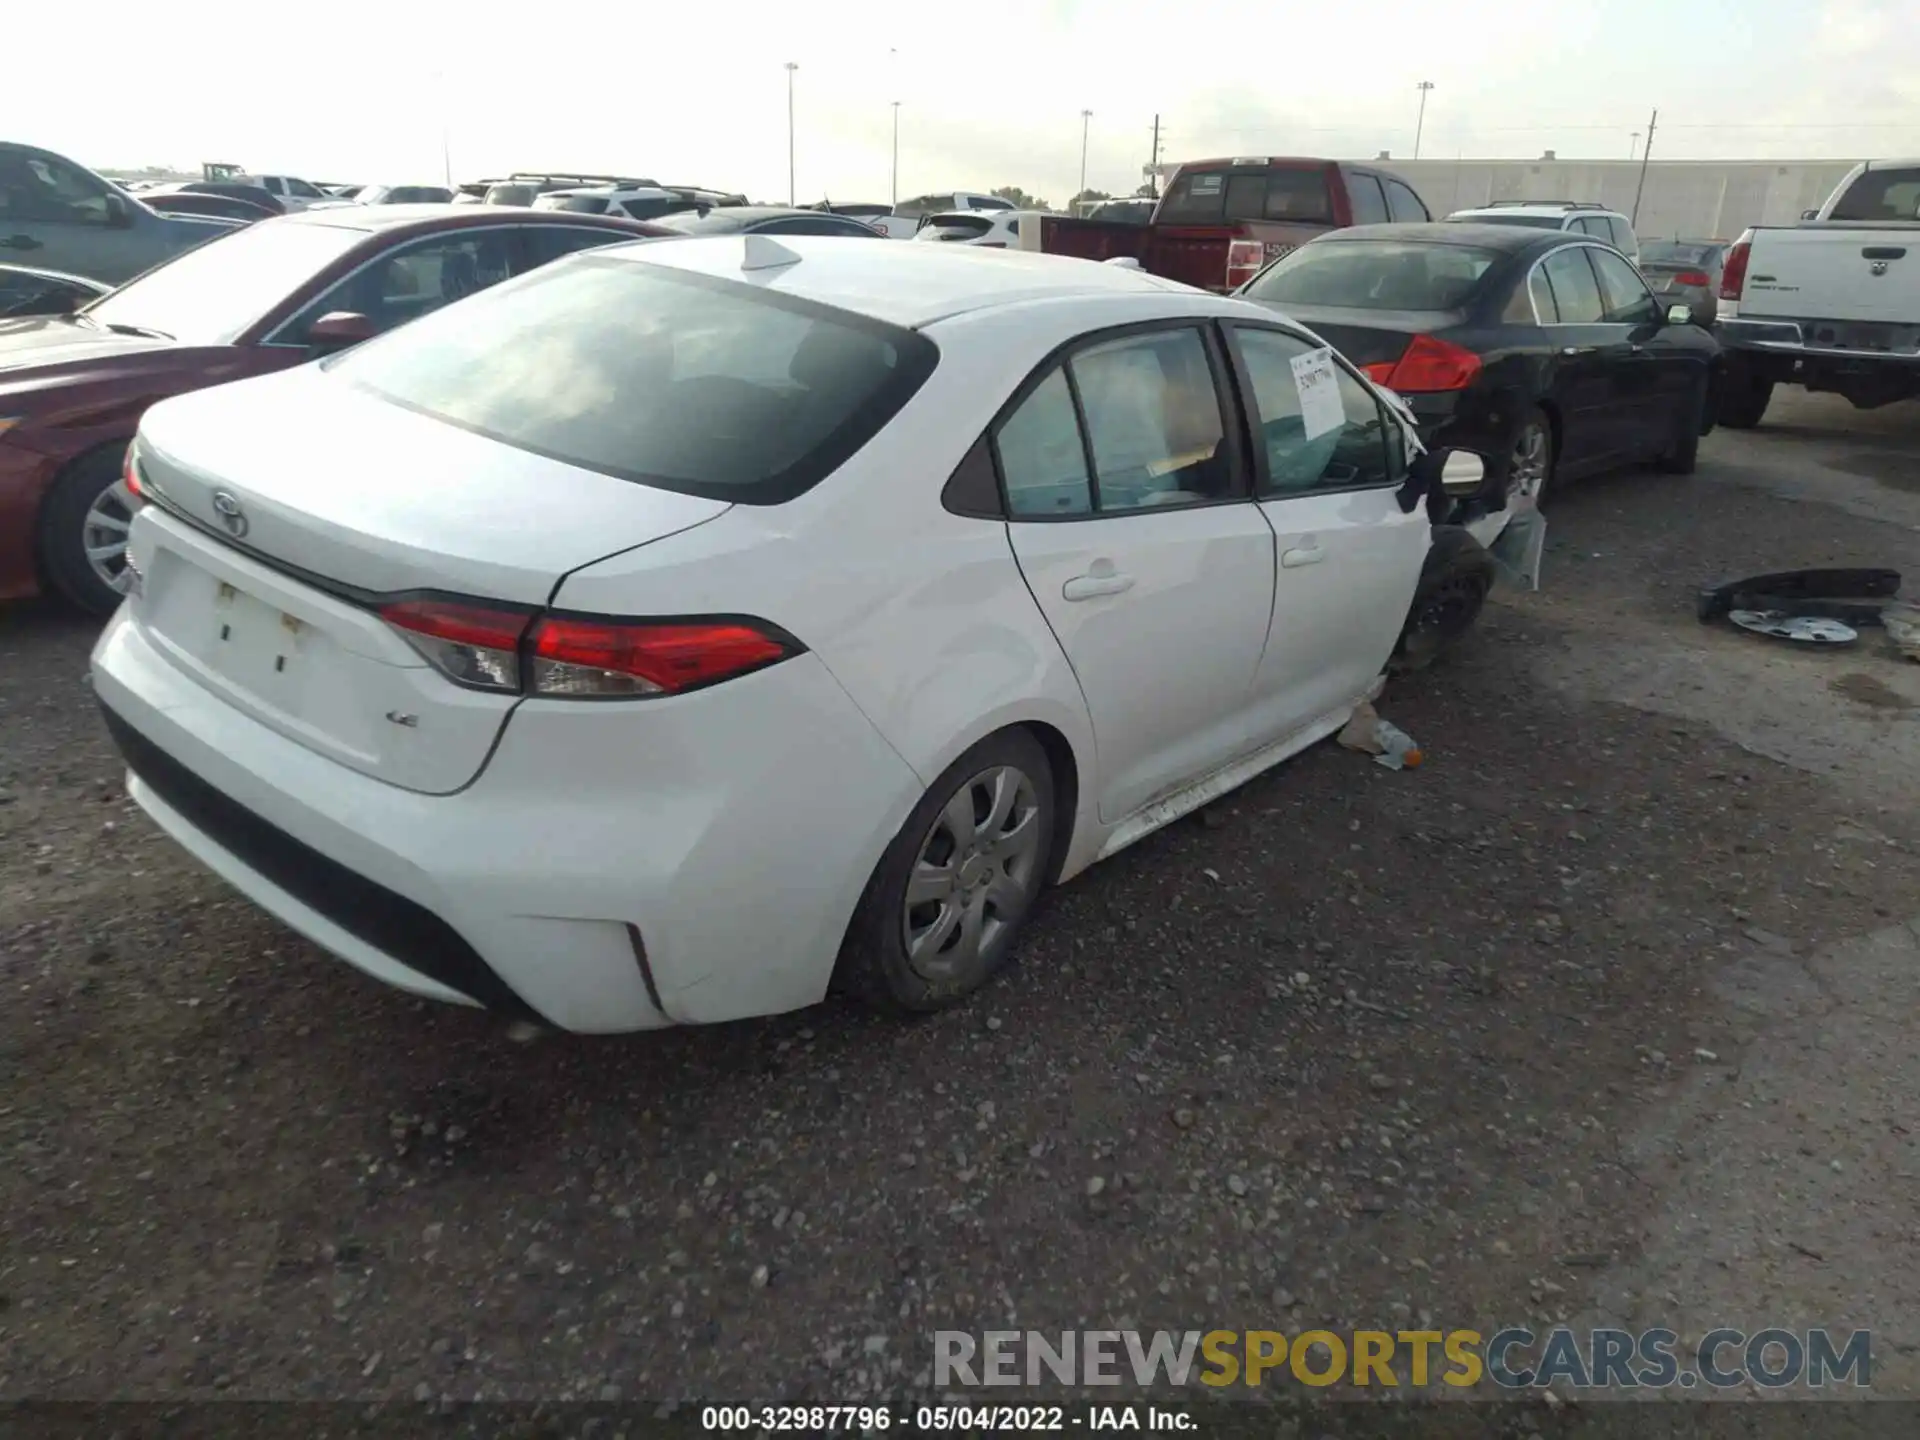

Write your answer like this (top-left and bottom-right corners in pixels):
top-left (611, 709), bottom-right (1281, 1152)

top-left (12, 0), bottom-right (1919, 204)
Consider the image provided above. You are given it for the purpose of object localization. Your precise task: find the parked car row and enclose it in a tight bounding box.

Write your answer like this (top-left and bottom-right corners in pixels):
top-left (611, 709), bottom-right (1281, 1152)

top-left (83, 234), bottom-right (1522, 1033)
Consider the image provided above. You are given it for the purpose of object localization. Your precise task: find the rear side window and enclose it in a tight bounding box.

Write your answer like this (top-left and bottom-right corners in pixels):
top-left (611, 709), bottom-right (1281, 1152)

top-left (1540, 246), bottom-right (1605, 323)
top-left (1242, 240), bottom-right (1500, 310)
top-left (1346, 174), bottom-right (1389, 225)
top-left (1383, 179), bottom-right (1428, 222)
top-left (994, 328), bottom-right (1233, 517)
top-left (325, 256), bottom-right (939, 505)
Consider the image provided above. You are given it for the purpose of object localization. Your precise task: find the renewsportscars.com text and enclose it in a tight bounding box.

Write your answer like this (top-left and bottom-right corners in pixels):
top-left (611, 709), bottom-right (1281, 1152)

top-left (933, 1327), bottom-right (1872, 1390)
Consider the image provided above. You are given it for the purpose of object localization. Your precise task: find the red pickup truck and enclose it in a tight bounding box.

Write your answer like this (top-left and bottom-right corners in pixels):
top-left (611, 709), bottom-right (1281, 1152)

top-left (1037, 157), bottom-right (1433, 291)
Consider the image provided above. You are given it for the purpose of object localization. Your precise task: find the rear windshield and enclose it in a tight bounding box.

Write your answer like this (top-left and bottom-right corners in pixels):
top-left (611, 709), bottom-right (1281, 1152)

top-left (915, 215), bottom-right (994, 241)
top-left (1157, 167), bottom-right (1332, 226)
top-left (537, 194), bottom-right (612, 214)
top-left (1242, 240), bottom-right (1501, 310)
top-left (325, 254), bottom-right (940, 504)
top-left (1827, 166), bottom-right (1920, 222)
top-left (1449, 213), bottom-right (1563, 230)
top-left (1639, 241), bottom-right (1722, 266)
top-left (484, 184), bottom-right (536, 206)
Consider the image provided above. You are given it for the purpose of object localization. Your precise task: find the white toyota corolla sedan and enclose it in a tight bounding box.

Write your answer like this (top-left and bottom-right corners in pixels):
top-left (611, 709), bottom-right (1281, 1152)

top-left (91, 235), bottom-right (1505, 1033)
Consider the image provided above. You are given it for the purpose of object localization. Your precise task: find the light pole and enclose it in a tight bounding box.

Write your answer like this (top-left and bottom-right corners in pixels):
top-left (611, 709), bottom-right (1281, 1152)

top-left (1413, 81), bottom-right (1435, 160)
top-left (785, 62), bottom-right (799, 205)
top-left (1079, 109), bottom-right (1092, 202)
top-left (891, 101), bottom-right (901, 206)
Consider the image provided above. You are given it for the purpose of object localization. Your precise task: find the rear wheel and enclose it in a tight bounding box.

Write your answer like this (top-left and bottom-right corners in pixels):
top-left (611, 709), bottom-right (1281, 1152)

top-left (37, 444), bottom-right (136, 616)
top-left (836, 730), bottom-right (1056, 1014)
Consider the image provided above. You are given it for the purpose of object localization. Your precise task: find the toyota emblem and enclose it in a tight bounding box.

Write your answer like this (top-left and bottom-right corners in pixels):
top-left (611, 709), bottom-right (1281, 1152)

top-left (210, 490), bottom-right (249, 539)
top-left (1870, 261), bottom-right (1889, 277)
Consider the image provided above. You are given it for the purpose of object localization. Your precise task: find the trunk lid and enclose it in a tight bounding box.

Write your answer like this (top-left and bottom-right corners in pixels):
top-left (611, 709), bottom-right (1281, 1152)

top-left (1739, 226), bottom-right (1920, 324)
top-left (1249, 302), bottom-right (1462, 370)
top-left (136, 364), bottom-right (730, 602)
top-left (128, 365), bottom-right (730, 794)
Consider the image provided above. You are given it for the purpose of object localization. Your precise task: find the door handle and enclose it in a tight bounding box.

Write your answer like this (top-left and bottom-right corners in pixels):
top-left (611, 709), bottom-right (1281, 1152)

top-left (1061, 572), bottom-right (1135, 601)
top-left (3, 234), bottom-right (45, 251)
top-left (1281, 545), bottom-right (1326, 568)
top-left (1560, 345), bottom-right (1593, 356)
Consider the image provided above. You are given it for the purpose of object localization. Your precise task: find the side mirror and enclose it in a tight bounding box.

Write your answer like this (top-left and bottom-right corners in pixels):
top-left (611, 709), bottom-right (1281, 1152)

top-left (1439, 449), bottom-right (1490, 496)
top-left (1666, 303), bottom-right (1693, 327)
top-left (1799, 208), bottom-right (1819, 221)
top-left (104, 193), bottom-right (135, 229)
top-left (306, 311), bottom-right (376, 349)
top-left (1102, 256), bottom-right (1143, 269)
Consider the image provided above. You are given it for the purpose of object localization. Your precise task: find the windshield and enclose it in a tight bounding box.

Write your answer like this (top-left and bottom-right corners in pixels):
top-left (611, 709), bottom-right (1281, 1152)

top-left (1450, 213), bottom-right (1563, 230)
top-left (326, 254), bottom-right (940, 504)
top-left (84, 218), bottom-right (367, 343)
top-left (537, 195), bottom-right (611, 214)
top-left (1243, 240), bottom-right (1501, 310)
top-left (1157, 167), bottom-right (1332, 226)
top-left (1640, 242), bottom-right (1721, 267)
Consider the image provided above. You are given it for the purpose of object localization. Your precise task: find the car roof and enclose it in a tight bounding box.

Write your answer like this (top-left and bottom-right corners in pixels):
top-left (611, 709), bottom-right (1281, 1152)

top-left (603, 233), bottom-right (1206, 327)
top-left (1451, 203), bottom-right (1622, 218)
top-left (1311, 221), bottom-right (1567, 253)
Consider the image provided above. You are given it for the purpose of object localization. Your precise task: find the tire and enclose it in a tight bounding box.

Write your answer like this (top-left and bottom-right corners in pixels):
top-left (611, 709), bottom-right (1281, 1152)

top-left (37, 443), bottom-right (136, 616)
top-left (836, 729), bottom-right (1056, 1014)
top-left (1655, 380), bottom-right (1706, 474)
top-left (1390, 528), bottom-right (1497, 675)
top-left (1507, 408), bottom-right (1554, 512)
top-left (1718, 373), bottom-right (1773, 430)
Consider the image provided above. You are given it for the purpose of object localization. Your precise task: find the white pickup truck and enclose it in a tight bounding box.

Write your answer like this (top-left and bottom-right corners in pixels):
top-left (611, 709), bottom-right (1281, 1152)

top-left (1714, 159), bottom-right (1920, 426)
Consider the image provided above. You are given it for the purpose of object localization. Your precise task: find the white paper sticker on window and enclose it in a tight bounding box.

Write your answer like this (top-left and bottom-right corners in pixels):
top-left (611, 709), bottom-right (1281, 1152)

top-left (1290, 345), bottom-right (1344, 441)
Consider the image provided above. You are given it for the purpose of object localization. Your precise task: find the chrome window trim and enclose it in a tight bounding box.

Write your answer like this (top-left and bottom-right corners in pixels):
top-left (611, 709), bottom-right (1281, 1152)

top-left (1523, 239), bottom-right (1651, 327)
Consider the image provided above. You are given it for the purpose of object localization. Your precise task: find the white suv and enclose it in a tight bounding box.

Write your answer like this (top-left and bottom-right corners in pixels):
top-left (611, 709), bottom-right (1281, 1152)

top-left (1445, 202), bottom-right (1638, 263)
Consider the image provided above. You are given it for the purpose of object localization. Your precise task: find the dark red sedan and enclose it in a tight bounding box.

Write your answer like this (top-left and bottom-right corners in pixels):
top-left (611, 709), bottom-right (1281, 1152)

top-left (0, 205), bottom-right (667, 613)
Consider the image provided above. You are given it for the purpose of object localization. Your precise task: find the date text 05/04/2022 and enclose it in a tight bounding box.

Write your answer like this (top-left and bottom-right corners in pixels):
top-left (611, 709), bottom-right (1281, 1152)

top-left (699, 1405), bottom-right (1193, 1431)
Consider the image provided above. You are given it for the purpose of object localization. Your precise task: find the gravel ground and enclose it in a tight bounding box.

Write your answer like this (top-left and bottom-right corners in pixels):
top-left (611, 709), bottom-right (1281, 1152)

top-left (4, 391), bottom-right (1919, 1409)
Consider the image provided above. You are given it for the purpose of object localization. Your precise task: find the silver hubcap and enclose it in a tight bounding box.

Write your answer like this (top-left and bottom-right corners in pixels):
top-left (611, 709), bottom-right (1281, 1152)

top-left (1509, 423), bottom-right (1549, 512)
top-left (82, 476), bottom-right (138, 595)
top-left (903, 764), bottom-right (1043, 982)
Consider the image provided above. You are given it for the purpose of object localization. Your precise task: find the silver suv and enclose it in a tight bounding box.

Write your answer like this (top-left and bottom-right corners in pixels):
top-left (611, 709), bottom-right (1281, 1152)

top-left (1444, 201), bottom-right (1639, 263)
top-left (1, 143), bottom-right (238, 284)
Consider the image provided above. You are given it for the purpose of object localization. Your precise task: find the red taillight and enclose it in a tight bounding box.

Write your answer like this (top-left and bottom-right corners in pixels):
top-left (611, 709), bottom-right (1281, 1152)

top-left (122, 446), bottom-right (144, 501)
top-left (1719, 237), bottom-right (1752, 301)
top-left (1364, 334), bottom-right (1482, 394)
top-left (377, 597), bottom-right (799, 699)
top-left (380, 597), bottom-right (533, 693)
top-left (529, 617), bottom-right (794, 698)
top-left (1225, 237), bottom-right (1266, 290)
top-left (1673, 269), bottom-right (1712, 288)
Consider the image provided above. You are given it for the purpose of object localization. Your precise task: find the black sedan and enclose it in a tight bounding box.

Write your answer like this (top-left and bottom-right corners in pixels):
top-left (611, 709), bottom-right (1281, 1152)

top-left (650, 205), bottom-right (886, 239)
top-left (1238, 222), bottom-right (1721, 508)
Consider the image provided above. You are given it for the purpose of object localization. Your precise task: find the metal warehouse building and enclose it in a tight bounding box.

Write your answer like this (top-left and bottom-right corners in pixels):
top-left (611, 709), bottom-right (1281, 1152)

top-left (1355, 157), bottom-right (1861, 242)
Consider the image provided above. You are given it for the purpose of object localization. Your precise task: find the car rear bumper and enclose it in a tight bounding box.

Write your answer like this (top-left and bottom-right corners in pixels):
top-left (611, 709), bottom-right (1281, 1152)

top-left (91, 605), bottom-right (925, 1033)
